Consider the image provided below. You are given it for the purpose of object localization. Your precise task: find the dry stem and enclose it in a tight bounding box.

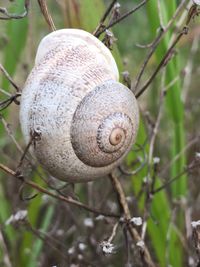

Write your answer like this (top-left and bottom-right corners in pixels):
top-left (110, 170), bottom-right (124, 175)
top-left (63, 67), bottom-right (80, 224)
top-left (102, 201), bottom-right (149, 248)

top-left (0, 163), bottom-right (120, 219)
top-left (109, 172), bottom-right (156, 267)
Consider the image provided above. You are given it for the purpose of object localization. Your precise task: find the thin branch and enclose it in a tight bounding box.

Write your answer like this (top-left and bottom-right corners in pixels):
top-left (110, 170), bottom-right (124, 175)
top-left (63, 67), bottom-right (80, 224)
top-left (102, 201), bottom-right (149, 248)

top-left (0, 64), bottom-right (20, 92)
top-left (152, 160), bottom-right (200, 195)
top-left (0, 115), bottom-right (23, 153)
top-left (133, 0), bottom-right (188, 91)
top-left (109, 172), bottom-right (156, 267)
top-left (0, 88), bottom-right (12, 97)
top-left (107, 222), bottom-right (119, 243)
top-left (160, 135), bottom-right (200, 177)
top-left (16, 131), bottom-right (40, 171)
top-left (95, 0), bottom-right (149, 38)
top-left (135, 28), bottom-right (187, 98)
top-left (37, 0), bottom-right (56, 31)
top-left (93, 0), bottom-right (117, 37)
top-left (135, 3), bottom-right (199, 98)
top-left (0, 115), bottom-right (61, 191)
top-left (119, 143), bottom-right (147, 176)
top-left (0, 93), bottom-right (21, 111)
top-left (0, 163), bottom-right (120, 218)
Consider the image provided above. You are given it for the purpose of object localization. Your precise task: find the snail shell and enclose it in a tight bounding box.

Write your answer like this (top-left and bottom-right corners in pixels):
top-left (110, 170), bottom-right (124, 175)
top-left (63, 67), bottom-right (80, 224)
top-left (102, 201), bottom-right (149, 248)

top-left (20, 29), bottom-right (139, 183)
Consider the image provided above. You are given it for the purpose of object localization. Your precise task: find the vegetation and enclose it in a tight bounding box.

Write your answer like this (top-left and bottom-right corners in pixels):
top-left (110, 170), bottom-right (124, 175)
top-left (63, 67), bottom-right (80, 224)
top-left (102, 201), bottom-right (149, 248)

top-left (0, 1), bottom-right (200, 266)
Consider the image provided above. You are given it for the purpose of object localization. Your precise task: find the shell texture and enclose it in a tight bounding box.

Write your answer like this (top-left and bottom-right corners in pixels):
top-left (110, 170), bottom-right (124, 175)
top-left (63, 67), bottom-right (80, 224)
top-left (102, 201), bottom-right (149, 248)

top-left (20, 29), bottom-right (139, 182)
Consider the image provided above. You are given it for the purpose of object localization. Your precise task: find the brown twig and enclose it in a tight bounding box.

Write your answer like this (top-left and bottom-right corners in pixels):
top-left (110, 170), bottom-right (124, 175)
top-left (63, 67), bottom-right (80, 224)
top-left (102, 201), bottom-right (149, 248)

top-left (133, 0), bottom-right (188, 92)
top-left (107, 221), bottom-right (120, 243)
top-left (135, 3), bottom-right (199, 98)
top-left (109, 172), bottom-right (156, 267)
top-left (152, 160), bottom-right (200, 195)
top-left (135, 28), bottom-right (187, 98)
top-left (0, 115), bottom-right (23, 153)
top-left (37, 0), bottom-right (56, 31)
top-left (160, 135), bottom-right (200, 177)
top-left (0, 64), bottom-right (20, 92)
top-left (119, 143), bottom-right (147, 176)
top-left (95, 0), bottom-right (149, 38)
top-left (0, 115), bottom-right (64, 193)
top-left (0, 93), bottom-right (21, 111)
top-left (16, 131), bottom-right (40, 171)
top-left (93, 0), bottom-right (117, 37)
top-left (0, 163), bottom-right (120, 218)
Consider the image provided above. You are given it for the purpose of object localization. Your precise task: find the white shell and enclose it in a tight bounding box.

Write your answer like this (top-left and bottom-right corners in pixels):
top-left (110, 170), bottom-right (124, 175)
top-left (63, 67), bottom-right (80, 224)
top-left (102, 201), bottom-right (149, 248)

top-left (20, 29), bottom-right (139, 182)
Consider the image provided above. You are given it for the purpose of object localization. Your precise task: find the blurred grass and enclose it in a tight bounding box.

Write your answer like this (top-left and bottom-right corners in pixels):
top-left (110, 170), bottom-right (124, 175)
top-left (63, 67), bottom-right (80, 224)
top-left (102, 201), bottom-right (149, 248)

top-left (146, 0), bottom-right (187, 197)
top-left (127, 1), bottom-right (189, 266)
top-left (26, 205), bottom-right (54, 267)
top-left (0, 0), bottom-right (28, 263)
top-left (146, 1), bottom-right (187, 266)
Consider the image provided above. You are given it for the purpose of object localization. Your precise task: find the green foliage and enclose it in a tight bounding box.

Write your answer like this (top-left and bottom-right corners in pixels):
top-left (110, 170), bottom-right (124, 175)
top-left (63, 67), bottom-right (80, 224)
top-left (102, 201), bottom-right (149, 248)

top-left (145, 1), bottom-right (187, 266)
top-left (2, 0), bottom-right (28, 89)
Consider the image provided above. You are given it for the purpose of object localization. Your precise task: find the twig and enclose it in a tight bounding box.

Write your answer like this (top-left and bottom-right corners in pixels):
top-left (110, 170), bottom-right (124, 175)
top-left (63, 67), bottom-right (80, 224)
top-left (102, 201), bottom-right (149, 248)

top-left (108, 221), bottom-right (120, 243)
top-left (16, 130), bottom-right (42, 171)
top-left (135, 0), bottom-right (199, 98)
top-left (123, 227), bottom-right (131, 267)
top-left (0, 163), bottom-right (120, 218)
top-left (133, 0), bottom-right (188, 92)
top-left (160, 135), bottom-right (200, 177)
top-left (0, 93), bottom-right (21, 111)
top-left (152, 160), bottom-right (200, 195)
top-left (0, 88), bottom-right (12, 97)
top-left (109, 172), bottom-right (156, 267)
top-left (37, 0), bottom-right (56, 31)
top-left (93, 0), bottom-right (117, 37)
top-left (135, 26), bottom-right (188, 98)
top-left (0, 64), bottom-right (20, 92)
top-left (0, 115), bottom-right (61, 191)
top-left (0, 0), bottom-right (30, 20)
top-left (0, 115), bottom-right (23, 153)
top-left (19, 183), bottom-right (38, 201)
top-left (119, 143), bottom-right (147, 176)
top-left (95, 0), bottom-right (149, 38)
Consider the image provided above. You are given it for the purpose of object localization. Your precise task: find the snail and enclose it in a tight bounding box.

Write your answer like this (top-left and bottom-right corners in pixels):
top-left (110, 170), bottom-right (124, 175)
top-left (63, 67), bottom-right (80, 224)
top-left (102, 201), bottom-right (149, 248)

top-left (19, 29), bottom-right (139, 183)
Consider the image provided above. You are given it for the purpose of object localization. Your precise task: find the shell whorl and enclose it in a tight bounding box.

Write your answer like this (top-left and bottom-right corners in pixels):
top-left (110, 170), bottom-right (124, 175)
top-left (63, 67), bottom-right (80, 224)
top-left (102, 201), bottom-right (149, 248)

top-left (70, 81), bottom-right (138, 168)
top-left (19, 29), bottom-right (139, 182)
top-left (97, 113), bottom-right (130, 153)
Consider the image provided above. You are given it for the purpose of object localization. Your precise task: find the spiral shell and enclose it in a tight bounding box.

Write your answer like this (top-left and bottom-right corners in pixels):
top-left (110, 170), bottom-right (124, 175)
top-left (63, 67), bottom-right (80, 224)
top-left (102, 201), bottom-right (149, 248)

top-left (20, 29), bottom-right (139, 182)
